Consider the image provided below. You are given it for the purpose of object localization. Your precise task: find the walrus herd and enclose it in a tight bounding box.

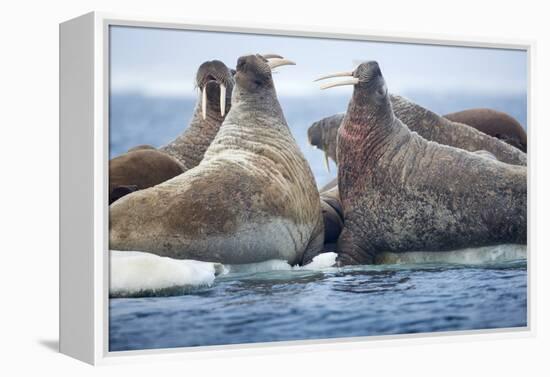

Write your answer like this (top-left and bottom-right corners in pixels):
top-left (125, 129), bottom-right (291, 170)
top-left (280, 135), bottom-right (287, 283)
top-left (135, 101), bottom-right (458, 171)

top-left (110, 54), bottom-right (527, 267)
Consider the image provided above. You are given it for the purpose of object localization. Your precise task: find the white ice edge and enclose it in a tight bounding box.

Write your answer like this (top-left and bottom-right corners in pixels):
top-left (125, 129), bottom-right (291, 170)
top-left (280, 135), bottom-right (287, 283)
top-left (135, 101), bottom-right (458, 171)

top-left (110, 244), bottom-right (526, 296)
top-left (109, 251), bottom-right (337, 296)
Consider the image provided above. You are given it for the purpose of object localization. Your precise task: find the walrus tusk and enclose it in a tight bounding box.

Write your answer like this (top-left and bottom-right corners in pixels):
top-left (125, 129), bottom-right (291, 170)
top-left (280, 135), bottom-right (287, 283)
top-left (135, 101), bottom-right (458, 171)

top-left (324, 151), bottom-right (331, 172)
top-left (267, 58), bottom-right (296, 70)
top-left (201, 87), bottom-right (207, 120)
top-left (320, 78), bottom-right (360, 90)
top-left (262, 53), bottom-right (284, 59)
top-left (314, 71), bottom-right (354, 82)
top-left (220, 84), bottom-right (226, 117)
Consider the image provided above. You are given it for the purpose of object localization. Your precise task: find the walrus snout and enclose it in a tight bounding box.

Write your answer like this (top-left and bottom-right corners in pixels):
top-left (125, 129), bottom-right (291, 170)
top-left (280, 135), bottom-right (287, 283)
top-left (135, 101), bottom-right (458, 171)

top-left (196, 60), bottom-right (234, 88)
top-left (354, 61), bottom-right (382, 80)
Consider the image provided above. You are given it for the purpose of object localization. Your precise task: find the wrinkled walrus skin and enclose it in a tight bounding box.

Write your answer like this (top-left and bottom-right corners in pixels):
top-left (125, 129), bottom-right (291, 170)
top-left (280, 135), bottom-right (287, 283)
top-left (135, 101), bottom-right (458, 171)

top-left (110, 54), bottom-right (324, 265)
top-left (108, 60), bottom-right (234, 204)
top-left (308, 98), bottom-right (527, 166)
top-left (326, 61), bottom-right (526, 266)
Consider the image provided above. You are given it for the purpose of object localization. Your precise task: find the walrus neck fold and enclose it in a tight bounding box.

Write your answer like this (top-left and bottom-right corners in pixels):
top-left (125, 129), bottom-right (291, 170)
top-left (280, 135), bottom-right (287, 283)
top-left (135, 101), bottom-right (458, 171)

top-left (338, 87), bottom-right (398, 169)
top-left (221, 85), bottom-right (289, 136)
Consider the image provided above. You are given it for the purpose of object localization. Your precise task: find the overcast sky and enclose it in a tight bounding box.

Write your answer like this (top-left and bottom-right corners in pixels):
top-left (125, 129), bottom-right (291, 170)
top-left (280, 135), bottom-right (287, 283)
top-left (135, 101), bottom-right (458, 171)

top-left (110, 25), bottom-right (527, 97)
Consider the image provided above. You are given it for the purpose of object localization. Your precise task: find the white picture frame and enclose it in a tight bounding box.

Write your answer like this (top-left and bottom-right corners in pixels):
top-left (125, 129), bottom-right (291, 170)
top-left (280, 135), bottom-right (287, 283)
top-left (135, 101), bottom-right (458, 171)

top-left (59, 11), bottom-right (535, 365)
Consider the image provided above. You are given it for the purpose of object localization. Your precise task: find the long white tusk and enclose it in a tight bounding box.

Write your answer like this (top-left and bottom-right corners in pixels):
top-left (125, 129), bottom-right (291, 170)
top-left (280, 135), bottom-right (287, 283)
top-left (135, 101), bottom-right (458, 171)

top-left (220, 84), bottom-right (226, 117)
top-left (267, 58), bottom-right (296, 70)
top-left (320, 78), bottom-right (359, 90)
top-left (262, 53), bottom-right (284, 59)
top-left (201, 87), bottom-right (207, 120)
top-left (314, 71), bottom-right (354, 82)
top-left (324, 151), bottom-right (331, 173)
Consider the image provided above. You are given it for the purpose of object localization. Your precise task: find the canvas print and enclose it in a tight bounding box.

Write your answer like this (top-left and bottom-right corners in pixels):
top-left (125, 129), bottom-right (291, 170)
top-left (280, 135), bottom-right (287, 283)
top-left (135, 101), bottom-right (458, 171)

top-left (108, 25), bottom-right (528, 352)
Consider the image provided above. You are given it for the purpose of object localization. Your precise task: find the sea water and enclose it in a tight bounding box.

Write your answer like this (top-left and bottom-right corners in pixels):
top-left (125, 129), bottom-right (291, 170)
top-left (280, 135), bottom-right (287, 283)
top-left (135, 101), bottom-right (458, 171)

top-left (109, 246), bottom-right (527, 351)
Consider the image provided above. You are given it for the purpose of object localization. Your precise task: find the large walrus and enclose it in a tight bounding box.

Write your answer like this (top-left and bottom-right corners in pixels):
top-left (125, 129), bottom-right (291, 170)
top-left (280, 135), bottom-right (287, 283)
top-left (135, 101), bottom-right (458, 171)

top-left (108, 60), bottom-right (234, 204)
top-left (444, 108), bottom-right (527, 152)
top-left (307, 101), bottom-right (526, 167)
top-left (316, 61), bottom-right (527, 265)
top-left (110, 54), bottom-right (324, 265)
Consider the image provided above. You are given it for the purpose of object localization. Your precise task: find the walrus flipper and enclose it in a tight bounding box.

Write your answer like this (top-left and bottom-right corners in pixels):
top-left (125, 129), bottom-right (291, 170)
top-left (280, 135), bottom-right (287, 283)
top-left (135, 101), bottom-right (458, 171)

top-left (300, 215), bottom-right (326, 266)
top-left (335, 228), bottom-right (375, 266)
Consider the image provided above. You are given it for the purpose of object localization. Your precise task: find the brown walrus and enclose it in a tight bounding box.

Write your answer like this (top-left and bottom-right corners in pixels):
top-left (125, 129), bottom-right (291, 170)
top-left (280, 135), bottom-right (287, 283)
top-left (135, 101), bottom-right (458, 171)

top-left (307, 102), bottom-right (526, 166)
top-left (110, 54), bottom-right (324, 265)
top-left (316, 61), bottom-right (527, 265)
top-left (109, 150), bottom-right (184, 204)
top-left (443, 108), bottom-right (527, 152)
top-left (108, 60), bottom-right (234, 204)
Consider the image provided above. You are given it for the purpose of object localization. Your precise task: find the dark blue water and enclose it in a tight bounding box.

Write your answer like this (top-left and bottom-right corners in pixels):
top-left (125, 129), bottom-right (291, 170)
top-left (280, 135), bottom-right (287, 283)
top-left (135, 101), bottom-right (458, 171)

top-left (109, 259), bottom-right (527, 351)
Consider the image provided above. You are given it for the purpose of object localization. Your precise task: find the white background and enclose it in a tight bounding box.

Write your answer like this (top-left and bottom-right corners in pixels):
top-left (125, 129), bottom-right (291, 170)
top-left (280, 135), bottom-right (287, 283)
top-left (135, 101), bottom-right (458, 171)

top-left (1, 0), bottom-right (548, 375)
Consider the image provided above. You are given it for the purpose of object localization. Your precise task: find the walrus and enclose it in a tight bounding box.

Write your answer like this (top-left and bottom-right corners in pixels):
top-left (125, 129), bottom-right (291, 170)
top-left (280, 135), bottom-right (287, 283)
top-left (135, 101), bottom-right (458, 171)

top-left (443, 108), bottom-right (527, 152)
top-left (108, 60), bottom-right (234, 204)
top-left (316, 61), bottom-right (527, 265)
top-left (307, 101), bottom-right (526, 166)
top-left (109, 150), bottom-right (185, 204)
top-left (160, 60), bottom-right (235, 168)
top-left (310, 105), bottom-right (514, 243)
top-left (110, 54), bottom-right (324, 265)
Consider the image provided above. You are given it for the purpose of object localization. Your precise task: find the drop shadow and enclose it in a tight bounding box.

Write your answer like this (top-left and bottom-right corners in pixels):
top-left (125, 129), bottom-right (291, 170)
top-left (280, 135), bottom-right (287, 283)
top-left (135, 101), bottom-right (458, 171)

top-left (38, 339), bottom-right (59, 353)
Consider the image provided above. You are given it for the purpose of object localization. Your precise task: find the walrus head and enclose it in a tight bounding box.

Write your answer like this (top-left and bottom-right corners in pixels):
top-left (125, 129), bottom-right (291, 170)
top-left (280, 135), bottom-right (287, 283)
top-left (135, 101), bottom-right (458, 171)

top-left (307, 115), bottom-right (342, 170)
top-left (316, 61), bottom-right (392, 124)
top-left (234, 54), bottom-right (295, 93)
top-left (196, 60), bottom-right (235, 120)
